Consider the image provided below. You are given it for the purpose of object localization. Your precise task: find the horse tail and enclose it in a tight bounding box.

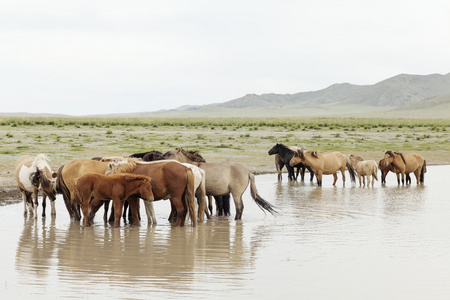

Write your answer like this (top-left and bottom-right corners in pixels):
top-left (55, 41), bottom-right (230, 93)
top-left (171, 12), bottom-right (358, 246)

top-left (420, 160), bottom-right (426, 183)
top-left (197, 170), bottom-right (209, 221)
top-left (372, 161), bottom-right (378, 181)
top-left (184, 168), bottom-right (197, 226)
top-left (56, 164), bottom-right (74, 218)
top-left (249, 173), bottom-right (277, 215)
top-left (345, 156), bottom-right (356, 183)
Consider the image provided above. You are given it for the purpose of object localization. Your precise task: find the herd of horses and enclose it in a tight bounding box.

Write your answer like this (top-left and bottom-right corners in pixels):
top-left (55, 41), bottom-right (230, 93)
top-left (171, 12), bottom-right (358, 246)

top-left (13, 143), bottom-right (426, 228)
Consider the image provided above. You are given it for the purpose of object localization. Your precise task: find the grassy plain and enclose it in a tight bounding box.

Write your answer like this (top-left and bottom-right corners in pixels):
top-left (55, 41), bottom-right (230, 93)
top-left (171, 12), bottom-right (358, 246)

top-left (1, 116), bottom-right (449, 201)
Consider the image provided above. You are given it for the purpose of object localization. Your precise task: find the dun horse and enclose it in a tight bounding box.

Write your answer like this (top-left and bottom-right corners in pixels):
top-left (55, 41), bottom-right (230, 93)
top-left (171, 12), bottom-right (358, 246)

top-left (74, 173), bottom-right (154, 227)
top-left (290, 149), bottom-right (356, 186)
top-left (382, 151), bottom-right (426, 185)
top-left (268, 143), bottom-right (314, 181)
top-left (378, 158), bottom-right (411, 184)
top-left (104, 159), bottom-right (197, 227)
top-left (14, 154), bottom-right (57, 218)
top-left (162, 148), bottom-right (277, 220)
top-left (348, 155), bottom-right (378, 187)
top-left (56, 158), bottom-right (110, 221)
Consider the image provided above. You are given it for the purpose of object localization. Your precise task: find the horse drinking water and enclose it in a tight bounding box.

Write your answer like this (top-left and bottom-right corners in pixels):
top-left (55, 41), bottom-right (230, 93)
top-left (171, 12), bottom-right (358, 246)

top-left (14, 154), bottom-right (57, 218)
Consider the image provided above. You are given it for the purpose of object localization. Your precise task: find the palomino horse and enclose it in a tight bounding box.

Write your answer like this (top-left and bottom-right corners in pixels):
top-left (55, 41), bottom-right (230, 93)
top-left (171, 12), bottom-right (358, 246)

top-left (104, 159), bottom-right (197, 227)
top-left (348, 155), bottom-right (378, 187)
top-left (290, 149), bottom-right (356, 186)
top-left (56, 159), bottom-right (110, 221)
top-left (383, 151), bottom-right (426, 185)
top-left (162, 148), bottom-right (277, 220)
top-left (268, 143), bottom-right (314, 181)
top-left (14, 154), bottom-right (57, 217)
top-left (378, 158), bottom-right (411, 184)
top-left (74, 173), bottom-right (154, 227)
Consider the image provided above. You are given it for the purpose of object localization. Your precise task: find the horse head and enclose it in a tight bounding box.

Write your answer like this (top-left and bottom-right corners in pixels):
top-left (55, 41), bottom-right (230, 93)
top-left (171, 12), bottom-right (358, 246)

top-left (139, 178), bottom-right (154, 202)
top-left (30, 168), bottom-right (57, 201)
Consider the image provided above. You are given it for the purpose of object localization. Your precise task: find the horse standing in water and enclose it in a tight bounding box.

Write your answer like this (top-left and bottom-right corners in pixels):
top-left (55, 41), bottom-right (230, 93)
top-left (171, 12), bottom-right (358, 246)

top-left (162, 148), bottom-right (277, 220)
top-left (382, 151), bottom-right (426, 185)
top-left (74, 173), bottom-right (154, 227)
top-left (268, 143), bottom-right (314, 181)
top-left (290, 149), bottom-right (356, 186)
top-left (104, 159), bottom-right (197, 227)
top-left (378, 157), bottom-right (411, 184)
top-left (56, 159), bottom-right (110, 221)
top-left (14, 154), bottom-right (57, 218)
top-left (348, 155), bottom-right (378, 187)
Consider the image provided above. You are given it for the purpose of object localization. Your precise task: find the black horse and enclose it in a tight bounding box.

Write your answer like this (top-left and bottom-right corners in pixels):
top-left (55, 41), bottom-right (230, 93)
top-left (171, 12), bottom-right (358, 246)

top-left (130, 150), bottom-right (164, 161)
top-left (268, 143), bottom-right (314, 181)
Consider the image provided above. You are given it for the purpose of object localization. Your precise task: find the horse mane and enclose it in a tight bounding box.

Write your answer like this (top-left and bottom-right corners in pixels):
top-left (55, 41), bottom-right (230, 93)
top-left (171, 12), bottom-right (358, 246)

top-left (350, 154), bottom-right (364, 161)
top-left (276, 143), bottom-right (292, 152)
top-left (310, 151), bottom-right (320, 158)
top-left (176, 148), bottom-right (207, 162)
top-left (109, 160), bottom-right (138, 174)
top-left (385, 150), bottom-right (406, 164)
top-left (32, 154), bottom-right (51, 169)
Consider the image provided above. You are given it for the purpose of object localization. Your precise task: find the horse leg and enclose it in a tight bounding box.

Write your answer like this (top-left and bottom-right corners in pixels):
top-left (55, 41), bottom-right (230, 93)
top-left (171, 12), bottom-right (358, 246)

top-left (332, 173), bottom-right (338, 186)
top-left (358, 174), bottom-right (362, 186)
top-left (316, 171), bottom-right (322, 186)
top-left (207, 196), bottom-right (213, 216)
top-left (223, 194), bottom-right (231, 216)
top-left (113, 199), bottom-right (124, 227)
top-left (401, 172), bottom-right (405, 185)
top-left (300, 166), bottom-right (306, 181)
top-left (21, 190), bottom-right (29, 216)
top-left (341, 167), bottom-right (346, 186)
top-left (173, 197), bottom-right (187, 227)
top-left (144, 201), bottom-right (157, 225)
top-left (42, 195), bottom-right (47, 218)
top-left (127, 197), bottom-right (141, 226)
top-left (231, 191), bottom-right (244, 220)
top-left (31, 189), bottom-right (38, 218)
top-left (123, 200), bottom-right (129, 222)
top-left (295, 166), bottom-right (301, 181)
top-left (286, 165), bottom-right (295, 181)
top-left (103, 200), bottom-right (110, 222)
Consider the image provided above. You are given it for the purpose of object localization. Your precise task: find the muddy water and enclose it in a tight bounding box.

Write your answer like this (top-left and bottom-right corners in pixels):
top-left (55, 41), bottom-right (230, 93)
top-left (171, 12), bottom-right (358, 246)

top-left (1, 165), bottom-right (450, 299)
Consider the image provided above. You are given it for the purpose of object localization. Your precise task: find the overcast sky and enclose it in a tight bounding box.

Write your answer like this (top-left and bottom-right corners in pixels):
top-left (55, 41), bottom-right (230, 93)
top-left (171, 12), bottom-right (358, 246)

top-left (1, 0), bottom-right (449, 116)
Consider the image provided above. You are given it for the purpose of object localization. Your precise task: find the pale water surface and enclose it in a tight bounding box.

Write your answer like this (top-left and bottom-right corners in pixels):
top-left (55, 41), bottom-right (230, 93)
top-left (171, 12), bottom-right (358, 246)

top-left (1, 166), bottom-right (449, 299)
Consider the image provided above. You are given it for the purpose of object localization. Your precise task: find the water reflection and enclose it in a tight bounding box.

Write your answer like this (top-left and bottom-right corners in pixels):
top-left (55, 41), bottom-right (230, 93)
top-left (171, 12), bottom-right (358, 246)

top-left (5, 166), bottom-right (450, 299)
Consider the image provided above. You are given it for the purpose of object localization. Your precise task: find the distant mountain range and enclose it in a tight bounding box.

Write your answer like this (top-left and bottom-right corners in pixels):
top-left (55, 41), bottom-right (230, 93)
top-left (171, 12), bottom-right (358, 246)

top-left (174, 73), bottom-right (450, 111)
top-left (2, 73), bottom-right (450, 118)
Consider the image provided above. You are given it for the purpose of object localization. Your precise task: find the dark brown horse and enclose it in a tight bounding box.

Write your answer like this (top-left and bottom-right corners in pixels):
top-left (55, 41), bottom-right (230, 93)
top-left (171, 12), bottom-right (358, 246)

top-left (382, 151), bottom-right (426, 185)
top-left (129, 150), bottom-right (164, 161)
top-left (104, 160), bottom-right (197, 227)
top-left (268, 143), bottom-right (314, 181)
top-left (74, 173), bottom-right (154, 227)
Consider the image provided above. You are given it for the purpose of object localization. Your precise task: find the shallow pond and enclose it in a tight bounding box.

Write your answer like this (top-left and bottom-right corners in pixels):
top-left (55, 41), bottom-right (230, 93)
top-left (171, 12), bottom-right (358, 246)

top-left (1, 166), bottom-right (449, 299)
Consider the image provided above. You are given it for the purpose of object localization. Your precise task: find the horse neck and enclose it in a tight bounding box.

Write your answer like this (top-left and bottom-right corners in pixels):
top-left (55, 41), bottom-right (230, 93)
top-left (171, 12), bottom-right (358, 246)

top-left (277, 145), bottom-right (293, 158)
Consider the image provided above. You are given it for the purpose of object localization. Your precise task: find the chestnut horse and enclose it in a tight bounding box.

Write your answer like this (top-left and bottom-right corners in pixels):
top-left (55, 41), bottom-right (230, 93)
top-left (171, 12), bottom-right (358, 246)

top-left (290, 149), bottom-right (356, 186)
top-left (382, 151), bottom-right (426, 185)
top-left (348, 155), bottom-right (378, 187)
top-left (162, 148), bottom-right (277, 220)
top-left (56, 159), bottom-right (110, 221)
top-left (104, 159), bottom-right (197, 227)
top-left (74, 173), bottom-right (154, 227)
top-left (14, 154), bottom-right (57, 218)
top-left (378, 158), bottom-right (411, 184)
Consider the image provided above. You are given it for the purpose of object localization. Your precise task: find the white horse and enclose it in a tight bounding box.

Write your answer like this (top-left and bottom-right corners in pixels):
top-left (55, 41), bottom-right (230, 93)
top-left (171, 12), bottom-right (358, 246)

top-left (14, 154), bottom-right (57, 217)
top-left (348, 155), bottom-right (378, 187)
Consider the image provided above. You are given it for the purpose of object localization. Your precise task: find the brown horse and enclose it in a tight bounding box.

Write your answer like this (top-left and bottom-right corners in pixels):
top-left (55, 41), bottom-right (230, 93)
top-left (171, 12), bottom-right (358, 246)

top-left (162, 148), bottom-right (277, 220)
top-left (382, 151), bottom-right (426, 185)
top-left (290, 149), bottom-right (356, 186)
top-left (56, 159), bottom-right (109, 220)
top-left (378, 157), bottom-right (411, 184)
top-left (104, 159), bottom-right (197, 227)
top-left (14, 154), bottom-right (57, 218)
top-left (74, 173), bottom-right (154, 227)
top-left (348, 155), bottom-right (378, 187)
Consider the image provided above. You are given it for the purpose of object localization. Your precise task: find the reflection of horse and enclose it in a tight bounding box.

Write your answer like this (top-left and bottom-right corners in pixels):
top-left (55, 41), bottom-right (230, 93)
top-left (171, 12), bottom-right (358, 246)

top-left (104, 160), bottom-right (197, 227)
top-left (383, 151), bottom-right (426, 185)
top-left (74, 173), bottom-right (154, 227)
top-left (290, 149), bottom-right (356, 186)
top-left (348, 155), bottom-right (378, 187)
top-left (378, 158), bottom-right (411, 184)
top-left (14, 154), bottom-right (57, 217)
top-left (163, 148), bottom-right (277, 219)
top-left (268, 143), bottom-right (314, 181)
top-left (56, 159), bottom-right (109, 220)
